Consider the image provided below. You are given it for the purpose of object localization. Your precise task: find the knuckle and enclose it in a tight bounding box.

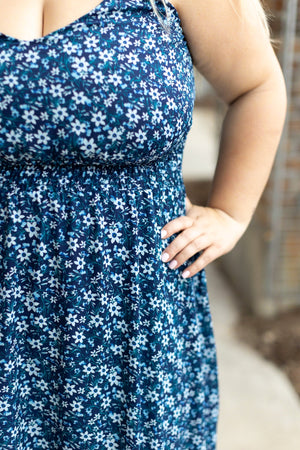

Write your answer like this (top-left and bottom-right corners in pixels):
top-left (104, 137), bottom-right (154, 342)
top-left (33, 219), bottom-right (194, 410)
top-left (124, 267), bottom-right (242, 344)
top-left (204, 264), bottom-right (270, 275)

top-left (203, 248), bottom-right (218, 264)
top-left (210, 244), bottom-right (223, 257)
top-left (194, 258), bottom-right (204, 270)
top-left (178, 249), bottom-right (191, 264)
top-left (188, 263), bottom-right (201, 277)
top-left (214, 240), bottom-right (226, 251)
top-left (169, 243), bottom-right (179, 255)
top-left (168, 241), bottom-right (180, 256)
top-left (184, 215), bottom-right (194, 226)
top-left (192, 237), bottom-right (202, 251)
top-left (180, 233), bottom-right (191, 247)
top-left (172, 233), bottom-right (189, 251)
top-left (189, 258), bottom-right (202, 272)
top-left (217, 244), bottom-right (228, 256)
top-left (186, 240), bottom-right (198, 254)
top-left (201, 252), bottom-right (211, 265)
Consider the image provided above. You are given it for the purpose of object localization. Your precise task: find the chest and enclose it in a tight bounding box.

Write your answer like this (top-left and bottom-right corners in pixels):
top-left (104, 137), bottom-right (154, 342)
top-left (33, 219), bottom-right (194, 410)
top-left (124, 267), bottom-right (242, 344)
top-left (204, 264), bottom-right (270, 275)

top-left (0, 0), bottom-right (195, 167)
top-left (0, 0), bottom-right (106, 41)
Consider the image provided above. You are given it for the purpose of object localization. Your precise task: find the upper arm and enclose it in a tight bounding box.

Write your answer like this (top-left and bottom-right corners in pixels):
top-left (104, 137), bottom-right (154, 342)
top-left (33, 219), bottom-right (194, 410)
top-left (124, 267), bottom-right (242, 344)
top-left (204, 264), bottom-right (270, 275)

top-left (170, 0), bottom-right (285, 105)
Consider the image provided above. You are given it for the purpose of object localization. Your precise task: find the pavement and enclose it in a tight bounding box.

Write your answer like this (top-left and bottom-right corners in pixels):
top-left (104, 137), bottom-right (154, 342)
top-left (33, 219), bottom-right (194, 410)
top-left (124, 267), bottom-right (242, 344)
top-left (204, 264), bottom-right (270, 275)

top-left (182, 104), bottom-right (300, 449)
top-left (206, 263), bottom-right (300, 450)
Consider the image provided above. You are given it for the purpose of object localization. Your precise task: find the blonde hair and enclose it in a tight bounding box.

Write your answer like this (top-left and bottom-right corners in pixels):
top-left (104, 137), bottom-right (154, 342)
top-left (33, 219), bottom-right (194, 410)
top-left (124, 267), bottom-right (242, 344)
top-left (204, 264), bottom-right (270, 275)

top-left (149, 0), bottom-right (273, 42)
top-left (228, 0), bottom-right (272, 39)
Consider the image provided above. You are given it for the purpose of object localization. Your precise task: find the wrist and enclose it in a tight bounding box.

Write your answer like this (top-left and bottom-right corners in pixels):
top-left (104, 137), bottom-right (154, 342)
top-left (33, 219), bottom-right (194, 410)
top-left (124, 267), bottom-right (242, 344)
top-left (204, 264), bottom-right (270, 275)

top-left (206, 202), bottom-right (253, 229)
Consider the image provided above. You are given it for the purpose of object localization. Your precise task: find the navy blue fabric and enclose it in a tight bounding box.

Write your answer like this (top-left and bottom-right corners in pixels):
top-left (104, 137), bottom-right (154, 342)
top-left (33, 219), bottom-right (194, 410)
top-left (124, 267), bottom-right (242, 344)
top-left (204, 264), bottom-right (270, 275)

top-left (0, 0), bottom-right (219, 448)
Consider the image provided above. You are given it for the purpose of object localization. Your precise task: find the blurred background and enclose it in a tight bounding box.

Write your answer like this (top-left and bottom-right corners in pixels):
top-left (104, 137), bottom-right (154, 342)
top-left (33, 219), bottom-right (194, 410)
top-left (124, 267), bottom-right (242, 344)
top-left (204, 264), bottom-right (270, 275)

top-left (181, 0), bottom-right (300, 448)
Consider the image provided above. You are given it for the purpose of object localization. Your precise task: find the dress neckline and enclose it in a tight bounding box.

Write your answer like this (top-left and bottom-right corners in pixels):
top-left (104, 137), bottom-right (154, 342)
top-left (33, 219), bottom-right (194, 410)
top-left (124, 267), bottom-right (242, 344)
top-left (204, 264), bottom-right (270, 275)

top-left (0, 0), bottom-right (180, 46)
top-left (0, 0), bottom-right (114, 45)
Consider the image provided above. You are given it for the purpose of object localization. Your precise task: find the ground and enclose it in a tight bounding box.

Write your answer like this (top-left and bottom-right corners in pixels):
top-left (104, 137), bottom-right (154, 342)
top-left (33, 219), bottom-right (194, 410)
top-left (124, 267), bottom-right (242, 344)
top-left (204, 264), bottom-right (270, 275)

top-left (235, 307), bottom-right (300, 398)
top-left (185, 180), bottom-right (300, 400)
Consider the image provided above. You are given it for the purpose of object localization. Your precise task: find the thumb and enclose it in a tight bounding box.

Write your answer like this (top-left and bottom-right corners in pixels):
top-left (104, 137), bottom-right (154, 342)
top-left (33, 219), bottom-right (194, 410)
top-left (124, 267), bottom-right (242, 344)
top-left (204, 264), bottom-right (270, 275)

top-left (185, 195), bottom-right (193, 213)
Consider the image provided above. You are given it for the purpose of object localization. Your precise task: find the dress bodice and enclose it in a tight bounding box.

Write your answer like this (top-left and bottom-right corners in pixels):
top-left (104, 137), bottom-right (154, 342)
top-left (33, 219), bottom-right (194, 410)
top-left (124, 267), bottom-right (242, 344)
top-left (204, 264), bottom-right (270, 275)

top-left (0, 0), bottom-right (195, 168)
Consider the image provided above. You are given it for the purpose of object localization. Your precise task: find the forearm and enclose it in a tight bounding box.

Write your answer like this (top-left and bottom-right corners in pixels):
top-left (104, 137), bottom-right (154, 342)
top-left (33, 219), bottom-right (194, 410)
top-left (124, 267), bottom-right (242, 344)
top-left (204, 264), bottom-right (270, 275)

top-left (206, 73), bottom-right (287, 227)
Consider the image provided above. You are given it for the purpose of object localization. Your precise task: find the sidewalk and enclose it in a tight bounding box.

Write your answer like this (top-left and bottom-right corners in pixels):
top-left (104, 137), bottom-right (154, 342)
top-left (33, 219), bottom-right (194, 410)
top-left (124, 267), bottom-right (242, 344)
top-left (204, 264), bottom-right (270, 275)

top-left (206, 263), bottom-right (300, 450)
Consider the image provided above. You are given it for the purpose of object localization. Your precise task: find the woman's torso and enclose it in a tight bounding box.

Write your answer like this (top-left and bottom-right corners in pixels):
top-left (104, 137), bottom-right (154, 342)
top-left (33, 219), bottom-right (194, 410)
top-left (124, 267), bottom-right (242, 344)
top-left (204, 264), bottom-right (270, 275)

top-left (0, 0), bottom-right (195, 168)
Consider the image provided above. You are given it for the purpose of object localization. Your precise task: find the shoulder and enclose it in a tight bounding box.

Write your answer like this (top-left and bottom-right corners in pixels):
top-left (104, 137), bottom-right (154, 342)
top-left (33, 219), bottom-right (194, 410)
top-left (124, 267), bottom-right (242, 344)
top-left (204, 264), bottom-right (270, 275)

top-left (167, 0), bottom-right (261, 24)
top-left (165, 0), bottom-right (277, 105)
top-left (166, 0), bottom-right (266, 43)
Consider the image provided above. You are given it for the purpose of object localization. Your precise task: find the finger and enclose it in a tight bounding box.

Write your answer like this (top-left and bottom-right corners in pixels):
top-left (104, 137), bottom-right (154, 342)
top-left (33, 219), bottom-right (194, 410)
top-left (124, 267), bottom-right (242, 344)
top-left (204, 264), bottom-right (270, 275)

top-left (181, 246), bottom-right (219, 278)
top-left (161, 227), bottom-right (201, 263)
top-left (161, 215), bottom-right (194, 239)
top-left (167, 235), bottom-right (212, 270)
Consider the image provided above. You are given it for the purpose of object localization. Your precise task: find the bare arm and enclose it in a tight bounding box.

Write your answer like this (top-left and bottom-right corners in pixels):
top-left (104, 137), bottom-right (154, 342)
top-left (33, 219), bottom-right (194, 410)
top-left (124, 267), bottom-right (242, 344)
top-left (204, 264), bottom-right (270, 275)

top-left (175, 0), bottom-right (287, 227)
top-left (206, 66), bottom-right (287, 227)
top-left (160, 0), bottom-right (287, 278)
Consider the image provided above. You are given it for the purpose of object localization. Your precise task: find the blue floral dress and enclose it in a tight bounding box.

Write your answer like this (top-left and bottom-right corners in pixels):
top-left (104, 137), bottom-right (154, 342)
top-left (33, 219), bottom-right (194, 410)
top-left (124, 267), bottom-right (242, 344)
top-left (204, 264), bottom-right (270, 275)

top-left (0, 0), bottom-right (219, 448)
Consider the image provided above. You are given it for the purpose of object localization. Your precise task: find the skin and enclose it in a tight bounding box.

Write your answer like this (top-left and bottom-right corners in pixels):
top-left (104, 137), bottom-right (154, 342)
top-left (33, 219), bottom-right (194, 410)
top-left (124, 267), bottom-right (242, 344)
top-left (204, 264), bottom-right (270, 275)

top-left (161, 0), bottom-right (287, 278)
top-left (0, 0), bottom-right (102, 40)
top-left (0, 0), bottom-right (287, 279)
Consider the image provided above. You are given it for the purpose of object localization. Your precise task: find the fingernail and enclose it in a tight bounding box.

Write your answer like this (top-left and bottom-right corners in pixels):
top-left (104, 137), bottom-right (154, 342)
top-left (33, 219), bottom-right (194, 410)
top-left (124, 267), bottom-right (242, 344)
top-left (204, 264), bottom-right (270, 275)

top-left (169, 260), bottom-right (177, 269)
top-left (161, 229), bottom-right (167, 238)
top-left (161, 252), bottom-right (169, 262)
top-left (182, 270), bottom-right (190, 278)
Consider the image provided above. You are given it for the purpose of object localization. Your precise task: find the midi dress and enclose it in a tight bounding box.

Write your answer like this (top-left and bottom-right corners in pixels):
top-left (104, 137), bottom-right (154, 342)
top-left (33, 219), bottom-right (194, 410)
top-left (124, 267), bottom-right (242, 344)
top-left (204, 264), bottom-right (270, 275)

top-left (0, 0), bottom-right (219, 448)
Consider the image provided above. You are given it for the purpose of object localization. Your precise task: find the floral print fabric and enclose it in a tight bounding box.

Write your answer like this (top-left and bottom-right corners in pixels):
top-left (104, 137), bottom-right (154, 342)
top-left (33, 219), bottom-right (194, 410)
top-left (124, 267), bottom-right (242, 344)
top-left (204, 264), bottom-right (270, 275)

top-left (0, 0), bottom-right (219, 448)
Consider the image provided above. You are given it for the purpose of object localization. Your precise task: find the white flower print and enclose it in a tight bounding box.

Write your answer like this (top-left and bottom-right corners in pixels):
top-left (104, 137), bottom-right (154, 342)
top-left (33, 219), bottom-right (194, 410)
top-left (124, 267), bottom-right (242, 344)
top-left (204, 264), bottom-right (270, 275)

top-left (107, 226), bottom-right (122, 243)
top-left (72, 56), bottom-right (90, 73)
top-left (71, 118), bottom-right (87, 135)
top-left (0, 0), bottom-right (218, 449)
